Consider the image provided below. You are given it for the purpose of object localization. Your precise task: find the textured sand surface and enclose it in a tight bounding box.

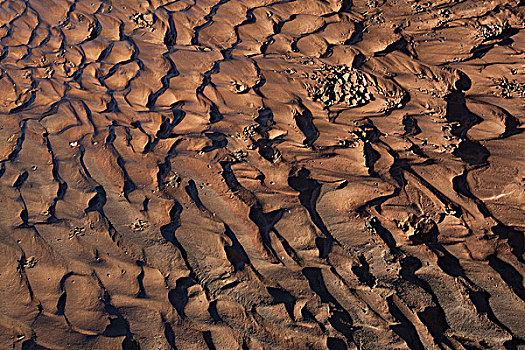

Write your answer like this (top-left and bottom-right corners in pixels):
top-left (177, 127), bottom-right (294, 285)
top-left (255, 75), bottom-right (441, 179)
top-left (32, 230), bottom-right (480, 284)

top-left (0, 0), bottom-right (524, 349)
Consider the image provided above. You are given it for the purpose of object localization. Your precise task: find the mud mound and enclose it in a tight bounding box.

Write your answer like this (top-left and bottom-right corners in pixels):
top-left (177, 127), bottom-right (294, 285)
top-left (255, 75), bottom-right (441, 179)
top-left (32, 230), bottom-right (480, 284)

top-left (0, 0), bottom-right (524, 349)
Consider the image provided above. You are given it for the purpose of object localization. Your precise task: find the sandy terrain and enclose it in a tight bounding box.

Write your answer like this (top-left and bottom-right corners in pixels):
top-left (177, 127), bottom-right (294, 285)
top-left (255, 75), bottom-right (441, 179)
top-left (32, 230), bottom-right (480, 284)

top-left (0, 0), bottom-right (524, 349)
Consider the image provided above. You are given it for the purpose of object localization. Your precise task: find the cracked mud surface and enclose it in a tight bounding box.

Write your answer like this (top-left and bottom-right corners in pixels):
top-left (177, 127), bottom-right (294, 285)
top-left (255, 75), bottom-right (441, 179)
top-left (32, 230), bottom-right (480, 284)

top-left (0, 0), bottom-right (524, 349)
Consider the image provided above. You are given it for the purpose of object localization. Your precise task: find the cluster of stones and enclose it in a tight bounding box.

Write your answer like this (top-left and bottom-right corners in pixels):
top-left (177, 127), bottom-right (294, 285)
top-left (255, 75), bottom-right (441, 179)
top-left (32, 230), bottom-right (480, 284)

top-left (376, 85), bottom-right (406, 112)
top-left (233, 149), bottom-right (248, 161)
top-left (22, 256), bottom-right (38, 269)
top-left (476, 22), bottom-right (507, 40)
top-left (242, 124), bottom-right (258, 137)
top-left (493, 77), bottom-right (525, 99)
top-left (232, 81), bottom-right (249, 94)
top-left (411, 2), bottom-right (431, 14)
top-left (439, 9), bottom-right (451, 18)
top-left (130, 13), bottom-right (155, 30)
top-left (130, 219), bottom-right (148, 232)
top-left (69, 226), bottom-right (86, 239)
top-left (165, 173), bottom-right (182, 188)
top-left (396, 214), bottom-right (438, 245)
top-left (366, 0), bottom-right (379, 8)
top-left (306, 64), bottom-right (373, 108)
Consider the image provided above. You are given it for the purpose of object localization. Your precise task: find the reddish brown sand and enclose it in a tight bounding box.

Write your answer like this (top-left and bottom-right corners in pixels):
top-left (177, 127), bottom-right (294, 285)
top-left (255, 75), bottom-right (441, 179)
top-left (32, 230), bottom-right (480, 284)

top-left (0, 0), bottom-right (524, 349)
